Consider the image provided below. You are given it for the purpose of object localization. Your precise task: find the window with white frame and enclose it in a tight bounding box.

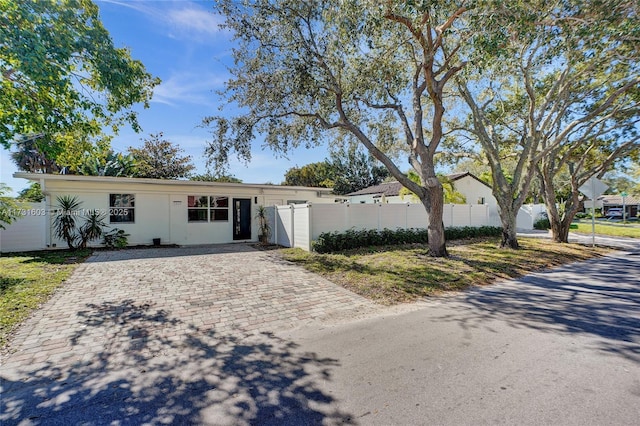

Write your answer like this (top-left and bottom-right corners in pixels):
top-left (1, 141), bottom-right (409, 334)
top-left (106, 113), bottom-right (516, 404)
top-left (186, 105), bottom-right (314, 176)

top-left (109, 194), bottom-right (135, 223)
top-left (188, 196), bottom-right (229, 222)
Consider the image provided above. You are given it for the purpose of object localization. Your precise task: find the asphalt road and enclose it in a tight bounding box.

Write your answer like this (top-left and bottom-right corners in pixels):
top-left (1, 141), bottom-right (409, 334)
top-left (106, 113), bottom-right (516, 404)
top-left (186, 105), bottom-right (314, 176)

top-left (2, 239), bottom-right (639, 425)
top-left (278, 249), bottom-right (640, 425)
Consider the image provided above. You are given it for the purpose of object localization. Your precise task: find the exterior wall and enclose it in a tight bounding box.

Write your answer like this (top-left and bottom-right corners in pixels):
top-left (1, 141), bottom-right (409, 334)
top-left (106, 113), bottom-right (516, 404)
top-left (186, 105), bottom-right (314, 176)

top-left (453, 176), bottom-right (497, 206)
top-left (0, 202), bottom-right (47, 252)
top-left (348, 176), bottom-right (497, 206)
top-left (11, 174), bottom-right (334, 250)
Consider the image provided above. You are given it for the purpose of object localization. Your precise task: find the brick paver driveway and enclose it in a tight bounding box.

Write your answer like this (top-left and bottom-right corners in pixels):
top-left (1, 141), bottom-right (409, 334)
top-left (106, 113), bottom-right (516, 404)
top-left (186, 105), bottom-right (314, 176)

top-left (1, 244), bottom-right (381, 425)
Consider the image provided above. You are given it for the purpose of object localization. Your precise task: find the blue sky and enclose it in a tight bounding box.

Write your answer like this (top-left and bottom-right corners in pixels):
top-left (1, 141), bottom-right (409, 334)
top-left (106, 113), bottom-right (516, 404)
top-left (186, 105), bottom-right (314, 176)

top-left (0, 0), bottom-right (330, 195)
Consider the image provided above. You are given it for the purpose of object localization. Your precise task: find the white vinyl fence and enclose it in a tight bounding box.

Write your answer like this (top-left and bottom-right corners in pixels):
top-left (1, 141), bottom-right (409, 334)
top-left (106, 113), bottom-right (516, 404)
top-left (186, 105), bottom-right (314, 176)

top-left (270, 202), bottom-right (546, 251)
top-left (0, 202), bottom-right (48, 253)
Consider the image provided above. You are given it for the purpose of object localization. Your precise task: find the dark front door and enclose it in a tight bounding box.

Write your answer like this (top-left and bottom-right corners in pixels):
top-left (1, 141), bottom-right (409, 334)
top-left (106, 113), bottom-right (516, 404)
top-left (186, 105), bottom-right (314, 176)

top-left (233, 198), bottom-right (252, 240)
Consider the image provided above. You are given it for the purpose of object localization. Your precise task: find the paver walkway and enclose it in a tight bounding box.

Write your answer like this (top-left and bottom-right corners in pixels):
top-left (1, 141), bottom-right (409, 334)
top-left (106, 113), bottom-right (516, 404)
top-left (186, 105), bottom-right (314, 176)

top-left (1, 244), bottom-right (381, 425)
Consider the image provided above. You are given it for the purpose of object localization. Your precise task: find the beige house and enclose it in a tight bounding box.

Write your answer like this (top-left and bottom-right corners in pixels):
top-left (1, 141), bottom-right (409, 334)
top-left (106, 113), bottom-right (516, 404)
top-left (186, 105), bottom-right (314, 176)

top-left (347, 172), bottom-right (497, 207)
top-left (9, 173), bottom-right (335, 249)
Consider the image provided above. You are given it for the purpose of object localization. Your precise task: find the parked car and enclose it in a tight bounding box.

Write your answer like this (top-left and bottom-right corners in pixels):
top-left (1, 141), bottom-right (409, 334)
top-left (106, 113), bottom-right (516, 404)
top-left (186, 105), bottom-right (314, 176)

top-left (605, 208), bottom-right (623, 219)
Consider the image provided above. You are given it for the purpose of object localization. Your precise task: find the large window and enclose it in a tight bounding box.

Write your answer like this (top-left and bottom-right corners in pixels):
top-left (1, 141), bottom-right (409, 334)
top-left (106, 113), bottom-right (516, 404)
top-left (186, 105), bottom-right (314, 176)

top-left (109, 194), bottom-right (135, 223)
top-left (188, 196), bottom-right (229, 222)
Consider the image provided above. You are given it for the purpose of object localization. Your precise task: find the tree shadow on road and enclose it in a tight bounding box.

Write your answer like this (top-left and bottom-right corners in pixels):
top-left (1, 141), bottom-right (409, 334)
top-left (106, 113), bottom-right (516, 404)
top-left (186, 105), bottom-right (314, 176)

top-left (435, 254), bottom-right (640, 362)
top-left (1, 300), bottom-right (354, 425)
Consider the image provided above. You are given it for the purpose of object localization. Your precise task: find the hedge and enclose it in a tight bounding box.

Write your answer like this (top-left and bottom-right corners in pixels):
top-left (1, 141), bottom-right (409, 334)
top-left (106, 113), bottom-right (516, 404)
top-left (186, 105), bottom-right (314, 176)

top-left (312, 226), bottom-right (503, 253)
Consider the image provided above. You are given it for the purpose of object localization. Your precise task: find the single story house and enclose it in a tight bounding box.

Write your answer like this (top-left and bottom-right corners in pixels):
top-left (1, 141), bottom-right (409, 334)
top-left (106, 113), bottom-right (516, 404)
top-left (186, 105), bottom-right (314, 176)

top-left (9, 172), bottom-right (336, 249)
top-left (347, 172), bottom-right (497, 207)
top-left (596, 194), bottom-right (640, 218)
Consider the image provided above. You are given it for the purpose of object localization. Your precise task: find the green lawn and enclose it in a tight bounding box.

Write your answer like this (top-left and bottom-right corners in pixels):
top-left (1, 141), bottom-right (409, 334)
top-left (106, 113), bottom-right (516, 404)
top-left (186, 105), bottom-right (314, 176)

top-left (0, 250), bottom-right (91, 348)
top-left (571, 221), bottom-right (640, 238)
top-left (280, 237), bottom-right (609, 305)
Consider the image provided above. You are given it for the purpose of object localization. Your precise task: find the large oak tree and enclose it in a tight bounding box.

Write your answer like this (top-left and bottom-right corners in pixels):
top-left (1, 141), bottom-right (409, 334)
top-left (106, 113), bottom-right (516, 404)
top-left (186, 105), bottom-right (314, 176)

top-left (454, 0), bottom-right (639, 246)
top-left (206, 0), bottom-right (472, 257)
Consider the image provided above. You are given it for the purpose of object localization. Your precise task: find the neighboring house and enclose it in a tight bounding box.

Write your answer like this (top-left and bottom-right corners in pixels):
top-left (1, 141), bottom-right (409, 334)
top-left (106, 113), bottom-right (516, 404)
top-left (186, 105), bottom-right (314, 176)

top-left (6, 173), bottom-right (336, 250)
top-left (596, 194), bottom-right (640, 218)
top-left (347, 172), bottom-right (497, 207)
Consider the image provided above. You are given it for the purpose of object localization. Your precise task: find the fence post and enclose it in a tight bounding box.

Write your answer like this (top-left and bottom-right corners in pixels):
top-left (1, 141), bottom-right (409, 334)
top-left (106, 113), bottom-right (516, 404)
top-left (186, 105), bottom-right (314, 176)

top-left (307, 203), bottom-right (313, 252)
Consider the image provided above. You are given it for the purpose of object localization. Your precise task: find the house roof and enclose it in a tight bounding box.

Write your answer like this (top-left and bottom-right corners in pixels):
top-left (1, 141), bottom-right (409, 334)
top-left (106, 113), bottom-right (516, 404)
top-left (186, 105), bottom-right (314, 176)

top-left (347, 172), bottom-right (490, 197)
top-left (347, 181), bottom-right (404, 196)
top-left (13, 172), bottom-right (334, 193)
top-left (447, 171), bottom-right (492, 188)
top-left (597, 194), bottom-right (640, 205)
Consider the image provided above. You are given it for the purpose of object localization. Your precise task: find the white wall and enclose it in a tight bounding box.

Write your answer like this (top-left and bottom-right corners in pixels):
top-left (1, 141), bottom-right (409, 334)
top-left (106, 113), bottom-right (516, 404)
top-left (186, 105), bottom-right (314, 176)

top-left (276, 202), bottom-right (547, 251)
top-left (0, 202), bottom-right (47, 252)
top-left (453, 176), bottom-right (497, 207)
top-left (37, 177), bottom-right (333, 247)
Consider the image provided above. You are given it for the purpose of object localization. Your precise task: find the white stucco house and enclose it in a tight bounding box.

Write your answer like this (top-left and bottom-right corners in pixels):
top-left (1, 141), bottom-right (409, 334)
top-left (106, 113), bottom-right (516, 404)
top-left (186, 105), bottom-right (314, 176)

top-left (347, 172), bottom-right (497, 207)
top-left (3, 173), bottom-right (336, 251)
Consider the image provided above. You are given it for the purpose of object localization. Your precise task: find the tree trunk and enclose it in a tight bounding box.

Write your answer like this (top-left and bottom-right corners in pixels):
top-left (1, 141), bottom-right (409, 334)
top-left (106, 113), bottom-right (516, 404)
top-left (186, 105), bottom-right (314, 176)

top-left (499, 207), bottom-right (519, 249)
top-left (420, 181), bottom-right (448, 257)
top-left (550, 218), bottom-right (571, 243)
top-left (539, 168), bottom-right (582, 244)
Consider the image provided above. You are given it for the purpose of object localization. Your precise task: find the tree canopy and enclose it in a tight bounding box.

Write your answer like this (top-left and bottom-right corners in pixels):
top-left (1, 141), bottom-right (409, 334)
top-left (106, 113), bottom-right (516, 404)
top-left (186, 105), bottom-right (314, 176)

top-left (281, 147), bottom-right (389, 193)
top-left (129, 133), bottom-right (195, 179)
top-left (207, 0), bottom-right (476, 256)
top-left (328, 146), bottom-right (389, 195)
top-left (282, 162), bottom-right (335, 189)
top-left (453, 0), bottom-right (640, 245)
top-left (17, 182), bottom-right (44, 202)
top-left (190, 174), bottom-right (243, 183)
top-left (0, 183), bottom-right (20, 229)
top-left (0, 0), bottom-right (159, 148)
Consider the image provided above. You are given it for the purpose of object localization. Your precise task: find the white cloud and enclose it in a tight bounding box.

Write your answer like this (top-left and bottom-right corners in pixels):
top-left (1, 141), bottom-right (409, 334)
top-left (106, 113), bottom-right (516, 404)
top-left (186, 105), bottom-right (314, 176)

top-left (167, 8), bottom-right (225, 37)
top-left (152, 72), bottom-right (226, 106)
top-left (98, 0), bottom-right (226, 42)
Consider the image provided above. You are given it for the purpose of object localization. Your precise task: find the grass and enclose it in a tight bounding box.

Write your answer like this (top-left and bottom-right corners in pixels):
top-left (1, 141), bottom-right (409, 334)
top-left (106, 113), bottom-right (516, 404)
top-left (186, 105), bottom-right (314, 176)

top-left (279, 237), bottom-right (610, 305)
top-left (571, 221), bottom-right (640, 238)
top-left (0, 249), bottom-right (91, 348)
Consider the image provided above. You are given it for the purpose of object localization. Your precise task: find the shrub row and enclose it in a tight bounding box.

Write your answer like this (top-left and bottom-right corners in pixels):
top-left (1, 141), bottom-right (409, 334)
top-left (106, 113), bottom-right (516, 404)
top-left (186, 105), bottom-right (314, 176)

top-left (312, 226), bottom-right (503, 253)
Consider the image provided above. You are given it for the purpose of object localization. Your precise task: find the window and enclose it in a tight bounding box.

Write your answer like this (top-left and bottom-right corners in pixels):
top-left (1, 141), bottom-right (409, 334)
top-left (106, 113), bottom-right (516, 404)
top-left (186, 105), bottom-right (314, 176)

top-left (110, 194), bottom-right (135, 223)
top-left (210, 196), bottom-right (229, 221)
top-left (188, 196), bottom-right (229, 222)
top-left (187, 196), bottom-right (209, 222)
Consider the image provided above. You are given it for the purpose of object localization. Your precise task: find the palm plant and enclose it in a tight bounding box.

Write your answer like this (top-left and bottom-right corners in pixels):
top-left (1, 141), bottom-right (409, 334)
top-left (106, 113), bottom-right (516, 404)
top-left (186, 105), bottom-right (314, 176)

top-left (53, 195), bottom-right (82, 249)
top-left (256, 205), bottom-right (271, 245)
top-left (79, 210), bottom-right (107, 248)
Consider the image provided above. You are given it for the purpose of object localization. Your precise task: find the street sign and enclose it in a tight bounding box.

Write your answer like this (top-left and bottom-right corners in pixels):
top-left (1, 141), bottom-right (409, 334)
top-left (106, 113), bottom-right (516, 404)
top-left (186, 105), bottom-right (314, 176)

top-left (579, 176), bottom-right (608, 199)
top-left (578, 176), bottom-right (609, 247)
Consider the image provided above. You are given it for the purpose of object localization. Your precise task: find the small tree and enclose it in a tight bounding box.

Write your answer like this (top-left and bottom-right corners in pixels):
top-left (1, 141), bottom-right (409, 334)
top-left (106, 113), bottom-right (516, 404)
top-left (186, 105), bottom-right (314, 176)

top-left (256, 206), bottom-right (272, 245)
top-left (18, 183), bottom-right (45, 202)
top-left (53, 195), bottom-right (82, 249)
top-left (0, 184), bottom-right (21, 230)
top-left (78, 148), bottom-right (137, 177)
top-left (400, 171), bottom-right (466, 204)
top-left (282, 162), bottom-right (335, 188)
top-left (53, 195), bottom-right (108, 249)
top-left (78, 210), bottom-right (107, 249)
top-left (327, 145), bottom-right (389, 195)
top-left (129, 133), bottom-right (195, 179)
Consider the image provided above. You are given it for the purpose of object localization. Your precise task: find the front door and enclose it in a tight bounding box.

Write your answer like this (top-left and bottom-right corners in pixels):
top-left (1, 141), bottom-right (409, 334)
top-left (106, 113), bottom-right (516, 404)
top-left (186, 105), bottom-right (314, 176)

top-left (233, 198), bottom-right (252, 240)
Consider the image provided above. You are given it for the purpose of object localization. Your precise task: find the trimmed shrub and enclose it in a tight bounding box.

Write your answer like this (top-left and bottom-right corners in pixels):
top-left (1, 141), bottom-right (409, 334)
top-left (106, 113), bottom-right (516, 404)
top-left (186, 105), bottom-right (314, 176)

top-left (533, 212), bottom-right (550, 230)
top-left (102, 228), bottom-right (129, 249)
top-left (312, 226), bottom-right (502, 253)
